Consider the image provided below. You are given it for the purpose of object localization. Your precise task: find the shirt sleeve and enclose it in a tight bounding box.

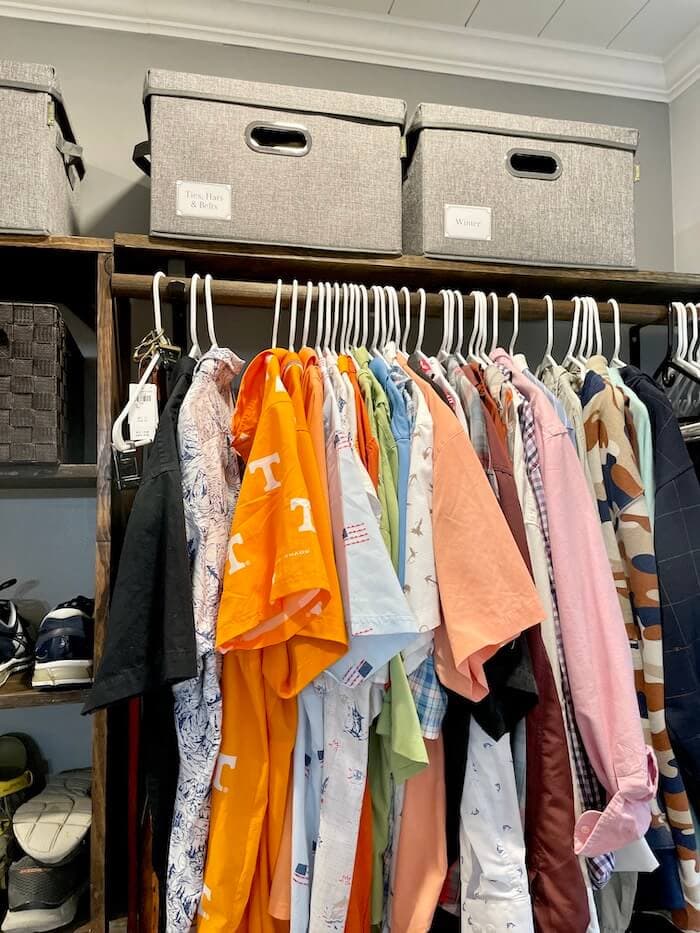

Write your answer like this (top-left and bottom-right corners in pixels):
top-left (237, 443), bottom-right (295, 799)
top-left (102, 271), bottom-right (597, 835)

top-left (432, 423), bottom-right (545, 702)
top-left (216, 379), bottom-right (331, 652)
top-left (541, 424), bottom-right (657, 856)
top-left (84, 468), bottom-right (197, 712)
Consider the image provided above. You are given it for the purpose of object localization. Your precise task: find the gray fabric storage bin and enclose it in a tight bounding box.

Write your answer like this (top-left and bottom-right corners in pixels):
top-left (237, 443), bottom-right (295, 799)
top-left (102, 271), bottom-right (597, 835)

top-left (134, 69), bottom-right (405, 253)
top-left (403, 103), bottom-right (638, 268)
top-left (0, 61), bottom-right (84, 236)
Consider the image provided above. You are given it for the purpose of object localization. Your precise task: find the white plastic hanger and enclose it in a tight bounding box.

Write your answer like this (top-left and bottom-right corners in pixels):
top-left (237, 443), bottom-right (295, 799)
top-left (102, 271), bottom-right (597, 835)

top-left (301, 281), bottom-right (313, 348)
top-left (609, 299), bottom-right (625, 368)
top-left (351, 284), bottom-right (362, 349)
top-left (204, 274), bottom-right (219, 349)
top-left (359, 285), bottom-right (369, 349)
top-left (322, 282), bottom-right (333, 354)
top-left (438, 289), bottom-right (452, 357)
top-left (479, 292), bottom-right (498, 366)
top-left (536, 295), bottom-right (557, 376)
top-left (339, 283), bottom-right (349, 355)
top-left (413, 288), bottom-right (427, 357)
top-left (400, 287), bottom-right (411, 355)
top-left (487, 292), bottom-right (499, 362)
top-left (188, 272), bottom-right (202, 360)
top-left (314, 282), bottom-right (325, 357)
top-left (370, 285), bottom-right (385, 357)
top-left (575, 295), bottom-right (589, 366)
top-left (508, 292), bottom-right (520, 358)
top-left (590, 298), bottom-right (603, 359)
top-left (468, 291), bottom-right (484, 363)
top-left (288, 279), bottom-right (299, 351)
top-left (685, 302), bottom-right (700, 376)
top-left (271, 278), bottom-right (283, 348)
top-left (563, 297), bottom-right (586, 377)
top-left (453, 290), bottom-right (466, 364)
top-left (112, 271), bottom-right (165, 453)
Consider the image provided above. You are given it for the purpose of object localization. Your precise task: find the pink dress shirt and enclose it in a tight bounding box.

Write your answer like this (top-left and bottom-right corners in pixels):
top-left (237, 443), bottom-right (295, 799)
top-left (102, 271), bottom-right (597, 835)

top-left (493, 349), bottom-right (657, 858)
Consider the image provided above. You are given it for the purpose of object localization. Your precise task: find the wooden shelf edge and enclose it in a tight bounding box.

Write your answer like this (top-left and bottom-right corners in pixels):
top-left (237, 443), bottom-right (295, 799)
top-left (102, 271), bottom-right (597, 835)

top-left (0, 675), bottom-right (88, 709)
top-left (0, 235), bottom-right (113, 253)
top-left (113, 233), bottom-right (700, 301)
top-left (0, 463), bottom-right (97, 489)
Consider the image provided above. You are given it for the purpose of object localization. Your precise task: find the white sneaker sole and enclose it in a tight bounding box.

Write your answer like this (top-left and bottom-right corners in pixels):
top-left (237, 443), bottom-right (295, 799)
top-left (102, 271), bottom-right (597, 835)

top-left (0, 658), bottom-right (33, 688)
top-left (32, 660), bottom-right (92, 690)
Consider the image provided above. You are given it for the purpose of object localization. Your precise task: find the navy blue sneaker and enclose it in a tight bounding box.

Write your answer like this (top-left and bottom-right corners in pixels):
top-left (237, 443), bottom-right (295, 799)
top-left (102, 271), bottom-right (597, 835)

top-left (0, 581), bottom-right (34, 688)
top-left (31, 598), bottom-right (94, 690)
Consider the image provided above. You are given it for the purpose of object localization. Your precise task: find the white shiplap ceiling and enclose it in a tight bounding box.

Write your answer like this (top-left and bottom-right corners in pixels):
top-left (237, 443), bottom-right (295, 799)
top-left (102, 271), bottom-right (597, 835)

top-left (2, 0), bottom-right (700, 101)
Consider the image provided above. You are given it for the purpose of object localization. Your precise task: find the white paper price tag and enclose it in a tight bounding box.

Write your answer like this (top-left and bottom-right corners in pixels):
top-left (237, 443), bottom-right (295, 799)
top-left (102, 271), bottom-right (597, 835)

top-left (128, 383), bottom-right (158, 444)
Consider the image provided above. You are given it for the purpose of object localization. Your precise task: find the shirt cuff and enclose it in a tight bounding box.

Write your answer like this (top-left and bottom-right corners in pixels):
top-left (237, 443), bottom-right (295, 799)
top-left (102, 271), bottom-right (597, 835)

top-left (462, 893), bottom-right (535, 932)
top-left (574, 747), bottom-right (657, 857)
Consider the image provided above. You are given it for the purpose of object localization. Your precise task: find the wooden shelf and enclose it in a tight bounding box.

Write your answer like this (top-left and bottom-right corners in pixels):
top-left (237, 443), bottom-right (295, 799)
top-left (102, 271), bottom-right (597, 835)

top-left (0, 673), bottom-right (88, 709)
top-left (0, 463), bottom-right (97, 489)
top-left (114, 233), bottom-right (700, 305)
top-left (0, 235), bottom-right (112, 253)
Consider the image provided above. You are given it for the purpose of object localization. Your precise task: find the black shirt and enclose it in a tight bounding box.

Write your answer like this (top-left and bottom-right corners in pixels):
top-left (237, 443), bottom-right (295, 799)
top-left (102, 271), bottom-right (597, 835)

top-left (85, 355), bottom-right (197, 713)
top-left (84, 356), bottom-right (196, 921)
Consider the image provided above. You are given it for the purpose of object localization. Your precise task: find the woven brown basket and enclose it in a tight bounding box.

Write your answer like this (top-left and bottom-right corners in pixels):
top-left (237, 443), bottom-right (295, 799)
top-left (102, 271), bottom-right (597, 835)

top-left (0, 303), bottom-right (67, 463)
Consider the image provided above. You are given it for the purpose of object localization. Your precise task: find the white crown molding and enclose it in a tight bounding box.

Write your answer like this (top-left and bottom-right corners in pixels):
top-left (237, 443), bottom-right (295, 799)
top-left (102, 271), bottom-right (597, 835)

top-left (666, 22), bottom-right (700, 101)
top-left (0, 0), bottom-right (685, 102)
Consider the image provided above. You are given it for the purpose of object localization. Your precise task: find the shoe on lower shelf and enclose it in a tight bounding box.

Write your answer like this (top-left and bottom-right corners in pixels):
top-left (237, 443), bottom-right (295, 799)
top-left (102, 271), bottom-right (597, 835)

top-left (0, 581), bottom-right (34, 689)
top-left (12, 770), bottom-right (91, 866)
top-left (1, 848), bottom-right (88, 933)
top-left (31, 598), bottom-right (94, 691)
top-left (0, 736), bottom-right (38, 891)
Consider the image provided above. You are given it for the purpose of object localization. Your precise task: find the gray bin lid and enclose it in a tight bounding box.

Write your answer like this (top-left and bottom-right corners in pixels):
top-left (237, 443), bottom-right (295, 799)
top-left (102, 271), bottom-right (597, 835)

top-left (0, 60), bottom-right (85, 178)
top-left (407, 102), bottom-right (638, 152)
top-left (143, 68), bottom-right (406, 128)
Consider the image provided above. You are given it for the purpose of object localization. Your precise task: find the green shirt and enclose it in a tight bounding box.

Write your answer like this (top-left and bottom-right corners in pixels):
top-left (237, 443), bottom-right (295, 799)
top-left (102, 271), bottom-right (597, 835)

top-left (368, 655), bottom-right (427, 926)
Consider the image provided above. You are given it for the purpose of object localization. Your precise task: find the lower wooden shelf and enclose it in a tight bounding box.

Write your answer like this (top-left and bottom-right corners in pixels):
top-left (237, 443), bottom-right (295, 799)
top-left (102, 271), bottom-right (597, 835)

top-left (0, 463), bottom-right (97, 489)
top-left (0, 673), bottom-right (88, 709)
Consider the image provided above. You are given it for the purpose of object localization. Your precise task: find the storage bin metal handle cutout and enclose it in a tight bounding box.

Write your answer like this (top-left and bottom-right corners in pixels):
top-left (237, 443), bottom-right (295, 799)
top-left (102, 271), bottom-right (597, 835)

top-left (506, 148), bottom-right (562, 181)
top-left (244, 121), bottom-right (312, 157)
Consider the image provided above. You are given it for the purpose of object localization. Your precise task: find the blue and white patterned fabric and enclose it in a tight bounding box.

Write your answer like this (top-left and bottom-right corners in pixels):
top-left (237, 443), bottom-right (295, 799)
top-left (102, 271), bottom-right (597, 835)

top-left (166, 348), bottom-right (243, 933)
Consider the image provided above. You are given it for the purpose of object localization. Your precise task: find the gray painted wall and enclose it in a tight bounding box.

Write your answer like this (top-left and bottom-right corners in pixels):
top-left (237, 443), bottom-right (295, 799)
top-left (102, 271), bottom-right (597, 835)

top-left (671, 78), bottom-right (700, 272)
top-left (0, 491), bottom-right (95, 773)
top-left (0, 16), bottom-right (675, 270)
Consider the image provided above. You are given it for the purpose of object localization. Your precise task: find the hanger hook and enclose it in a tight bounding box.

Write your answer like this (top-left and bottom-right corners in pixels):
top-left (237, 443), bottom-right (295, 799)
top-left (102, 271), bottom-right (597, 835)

top-left (188, 272), bottom-right (201, 359)
top-left (203, 274), bottom-right (218, 349)
top-left (272, 278), bottom-right (283, 349)
top-left (301, 281), bottom-right (313, 348)
top-left (400, 287), bottom-right (411, 354)
top-left (414, 288), bottom-right (426, 354)
top-left (453, 290), bottom-right (464, 360)
top-left (152, 271), bottom-right (165, 334)
top-left (315, 282), bottom-right (325, 351)
top-left (288, 279), bottom-right (299, 351)
top-left (508, 292), bottom-right (519, 356)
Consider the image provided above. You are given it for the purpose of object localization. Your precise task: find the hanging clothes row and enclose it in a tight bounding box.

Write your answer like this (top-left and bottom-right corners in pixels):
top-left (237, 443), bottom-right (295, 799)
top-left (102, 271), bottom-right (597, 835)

top-left (87, 278), bottom-right (700, 933)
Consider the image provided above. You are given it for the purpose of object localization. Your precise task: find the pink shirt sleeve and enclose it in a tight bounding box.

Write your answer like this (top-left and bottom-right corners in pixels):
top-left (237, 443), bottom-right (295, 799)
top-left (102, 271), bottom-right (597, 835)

top-left (494, 349), bottom-right (657, 856)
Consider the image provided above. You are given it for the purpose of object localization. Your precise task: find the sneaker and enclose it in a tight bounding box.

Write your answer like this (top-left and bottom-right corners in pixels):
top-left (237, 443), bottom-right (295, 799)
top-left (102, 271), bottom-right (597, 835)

top-left (31, 598), bottom-right (94, 690)
top-left (1, 849), bottom-right (88, 932)
top-left (0, 736), bottom-right (37, 891)
top-left (13, 770), bottom-right (91, 866)
top-left (0, 581), bottom-right (34, 689)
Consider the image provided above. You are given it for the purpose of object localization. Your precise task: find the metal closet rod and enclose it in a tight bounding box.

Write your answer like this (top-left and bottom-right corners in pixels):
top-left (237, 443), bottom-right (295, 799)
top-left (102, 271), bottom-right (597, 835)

top-left (109, 273), bottom-right (669, 325)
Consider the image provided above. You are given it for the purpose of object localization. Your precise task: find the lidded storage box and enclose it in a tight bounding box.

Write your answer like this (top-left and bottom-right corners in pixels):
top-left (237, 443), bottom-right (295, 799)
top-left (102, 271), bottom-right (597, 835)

top-left (403, 104), bottom-right (639, 268)
top-left (0, 303), bottom-right (68, 463)
top-left (134, 69), bottom-right (406, 253)
top-left (0, 61), bottom-right (84, 236)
